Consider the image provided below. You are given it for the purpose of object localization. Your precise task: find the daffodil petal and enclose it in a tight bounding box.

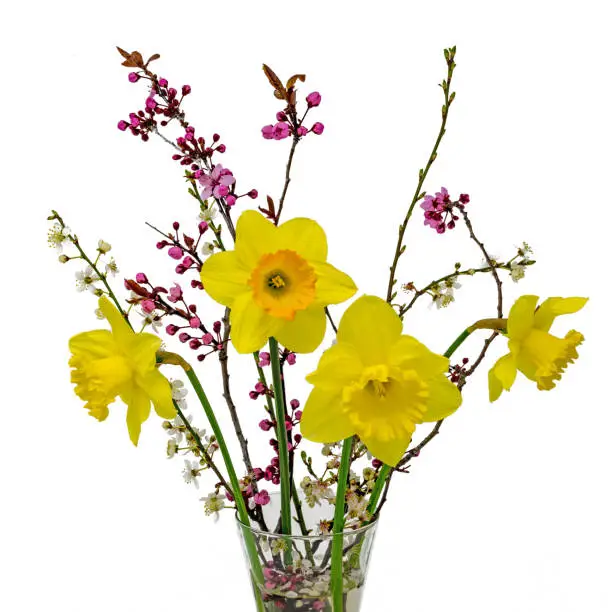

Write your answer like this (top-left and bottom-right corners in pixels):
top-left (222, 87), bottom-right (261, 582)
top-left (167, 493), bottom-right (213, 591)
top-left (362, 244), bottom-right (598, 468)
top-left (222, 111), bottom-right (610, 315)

top-left (507, 295), bottom-right (539, 341)
top-left (128, 332), bottom-right (161, 372)
top-left (234, 210), bottom-right (279, 268)
top-left (306, 343), bottom-right (363, 391)
top-left (122, 386), bottom-right (151, 446)
top-left (492, 352), bottom-right (517, 391)
top-left (200, 250), bottom-right (251, 306)
top-left (231, 292), bottom-right (280, 354)
top-left (277, 217), bottom-right (328, 261)
top-left (422, 376), bottom-right (462, 422)
top-left (533, 297), bottom-right (588, 332)
top-left (337, 295), bottom-right (402, 365)
top-left (488, 367), bottom-right (503, 402)
top-left (312, 262), bottom-right (357, 306)
top-left (141, 369), bottom-right (176, 419)
top-left (359, 427), bottom-right (413, 468)
top-left (390, 336), bottom-right (449, 377)
top-left (300, 388), bottom-right (355, 443)
top-left (69, 330), bottom-right (117, 358)
top-left (275, 306), bottom-right (326, 353)
top-left (99, 297), bottom-right (133, 345)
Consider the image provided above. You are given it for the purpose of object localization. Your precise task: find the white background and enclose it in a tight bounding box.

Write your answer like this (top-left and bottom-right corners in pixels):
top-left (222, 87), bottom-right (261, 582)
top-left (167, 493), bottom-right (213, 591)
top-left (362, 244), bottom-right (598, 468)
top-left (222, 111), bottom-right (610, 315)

top-left (2, 1), bottom-right (610, 610)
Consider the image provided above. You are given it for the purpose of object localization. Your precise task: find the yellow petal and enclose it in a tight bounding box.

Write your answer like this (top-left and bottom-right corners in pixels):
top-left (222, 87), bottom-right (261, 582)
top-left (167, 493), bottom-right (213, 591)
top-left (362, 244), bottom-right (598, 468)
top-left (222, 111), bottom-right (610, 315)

top-left (234, 210), bottom-right (279, 268)
top-left (389, 336), bottom-right (449, 377)
top-left (277, 217), bottom-right (328, 261)
top-left (507, 295), bottom-right (539, 341)
top-left (306, 344), bottom-right (363, 391)
top-left (311, 262), bottom-right (357, 306)
top-left (359, 427), bottom-right (413, 468)
top-left (69, 330), bottom-right (117, 358)
top-left (492, 352), bottom-right (517, 391)
top-left (122, 385), bottom-right (151, 446)
top-left (231, 292), bottom-right (280, 354)
top-left (98, 297), bottom-right (133, 346)
top-left (422, 376), bottom-right (462, 422)
top-left (299, 388), bottom-right (355, 443)
top-left (86, 355), bottom-right (132, 392)
top-left (533, 297), bottom-right (588, 332)
top-left (200, 250), bottom-right (251, 306)
top-left (337, 295), bottom-right (402, 364)
top-left (128, 332), bottom-right (161, 373)
top-left (488, 367), bottom-right (503, 402)
top-left (275, 306), bottom-right (326, 353)
top-left (141, 369), bottom-right (176, 419)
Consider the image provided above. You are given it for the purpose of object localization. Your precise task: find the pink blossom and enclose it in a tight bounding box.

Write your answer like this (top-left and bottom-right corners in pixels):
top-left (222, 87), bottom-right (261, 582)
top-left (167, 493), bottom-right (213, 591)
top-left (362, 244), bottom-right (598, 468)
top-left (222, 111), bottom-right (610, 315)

top-left (189, 316), bottom-right (201, 329)
top-left (168, 283), bottom-right (183, 303)
top-left (117, 120), bottom-right (128, 131)
top-left (199, 164), bottom-right (235, 199)
top-left (306, 91), bottom-right (322, 107)
top-left (159, 78), bottom-right (169, 88)
top-left (129, 113), bottom-right (140, 127)
top-left (166, 324), bottom-right (178, 336)
top-left (272, 122), bottom-right (291, 140)
top-left (213, 321), bottom-right (222, 334)
top-left (128, 72), bottom-right (139, 83)
top-left (259, 419), bottom-right (274, 431)
top-left (294, 410), bottom-right (302, 420)
top-left (202, 333), bottom-right (214, 345)
top-left (313, 601), bottom-right (326, 611)
top-left (179, 332), bottom-right (190, 343)
top-left (253, 490), bottom-right (271, 506)
top-left (145, 96), bottom-right (157, 110)
top-left (182, 84), bottom-right (191, 96)
top-left (290, 399), bottom-right (300, 410)
top-left (168, 246), bottom-right (183, 260)
top-left (296, 126), bottom-right (308, 137)
top-left (311, 122), bottom-right (324, 135)
top-left (141, 299), bottom-right (156, 313)
top-left (225, 194), bottom-right (236, 207)
top-left (248, 189), bottom-right (258, 199)
top-left (259, 351), bottom-right (271, 367)
top-left (286, 352), bottom-right (297, 365)
top-left (135, 272), bottom-right (148, 283)
top-left (255, 381), bottom-right (266, 394)
top-left (262, 125), bottom-right (275, 139)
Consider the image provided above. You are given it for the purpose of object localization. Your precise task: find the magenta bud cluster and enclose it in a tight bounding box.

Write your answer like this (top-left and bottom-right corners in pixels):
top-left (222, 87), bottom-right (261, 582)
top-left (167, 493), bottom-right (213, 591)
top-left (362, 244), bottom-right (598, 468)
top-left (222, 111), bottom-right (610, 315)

top-left (420, 187), bottom-right (470, 234)
top-left (261, 91), bottom-right (324, 141)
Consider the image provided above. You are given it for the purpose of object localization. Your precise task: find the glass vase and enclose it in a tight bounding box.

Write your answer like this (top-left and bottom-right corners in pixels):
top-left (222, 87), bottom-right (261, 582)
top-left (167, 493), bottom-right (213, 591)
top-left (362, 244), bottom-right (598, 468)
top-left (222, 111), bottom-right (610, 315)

top-left (236, 493), bottom-right (378, 611)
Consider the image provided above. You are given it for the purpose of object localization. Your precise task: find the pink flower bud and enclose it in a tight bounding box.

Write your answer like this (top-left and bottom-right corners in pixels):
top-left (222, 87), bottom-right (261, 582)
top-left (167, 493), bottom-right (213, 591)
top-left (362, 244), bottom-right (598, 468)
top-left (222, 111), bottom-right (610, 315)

top-left (117, 120), bottom-right (128, 131)
top-left (286, 352), bottom-right (297, 365)
top-left (259, 419), bottom-right (273, 431)
top-left (294, 410), bottom-right (302, 420)
top-left (261, 125), bottom-right (275, 139)
top-left (459, 193), bottom-right (470, 204)
top-left (128, 72), bottom-right (139, 83)
top-left (255, 381), bottom-right (266, 394)
top-left (253, 467), bottom-right (265, 480)
top-left (198, 221), bottom-right (209, 233)
top-left (225, 194), bottom-right (236, 207)
top-left (285, 420), bottom-right (293, 431)
top-left (166, 324), bottom-right (178, 336)
top-left (189, 316), bottom-right (201, 329)
top-left (254, 490), bottom-right (270, 506)
top-left (159, 78), bottom-right (169, 88)
top-left (179, 332), bottom-right (190, 343)
top-left (182, 84), bottom-right (191, 96)
top-left (168, 246), bottom-right (183, 260)
top-left (248, 189), bottom-right (258, 199)
top-left (182, 256), bottom-right (194, 268)
top-left (372, 458), bottom-right (383, 469)
top-left (135, 272), bottom-right (148, 283)
top-left (141, 299), bottom-right (156, 313)
top-left (145, 96), bottom-right (157, 110)
top-left (168, 87), bottom-right (177, 98)
top-left (258, 351), bottom-right (271, 366)
top-left (294, 434), bottom-right (302, 444)
top-left (217, 144), bottom-right (226, 153)
top-left (306, 91), bottom-right (321, 107)
top-left (202, 332), bottom-right (214, 345)
top-left (213, 321), bottom-right (222, 334)
top-left (250, 391), bottom-right (259, 400)
top-left (290, 399), bottom-right (300, 410)
top-left (273, 122), bottom-right (291, 140)
top-left (189, 339), bottom-right (201, 350)
top-left (311, 122), bottom-right (325, 135)
top-left (296, 126), bottom-right (307, 137)
top-left (276, 111), bottom-right (287, 121)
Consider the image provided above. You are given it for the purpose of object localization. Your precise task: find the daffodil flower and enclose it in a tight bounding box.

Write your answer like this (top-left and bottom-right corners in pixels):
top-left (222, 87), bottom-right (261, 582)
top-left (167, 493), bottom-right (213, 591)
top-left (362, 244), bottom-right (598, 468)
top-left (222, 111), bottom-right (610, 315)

top-left (300, 295), bottom-right (462, 466)
top-left (488, 295), bottom-right (587, 402)
top-left (69, 297), bottom-right (176, 445)
top-left (200, 210), bottom-right (357, 353)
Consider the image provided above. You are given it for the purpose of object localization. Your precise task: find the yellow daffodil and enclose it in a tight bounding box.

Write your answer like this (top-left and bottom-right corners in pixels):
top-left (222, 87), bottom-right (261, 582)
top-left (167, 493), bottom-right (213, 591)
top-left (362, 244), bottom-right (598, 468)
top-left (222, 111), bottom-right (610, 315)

top-left (300, 295), bottom-right (462, 466)
top-left (488, 295), bottom-right (588, 402)
top-left (200, 210), bottom-right (357, 353)
top-left (69, 297), bottom-right (176, 445)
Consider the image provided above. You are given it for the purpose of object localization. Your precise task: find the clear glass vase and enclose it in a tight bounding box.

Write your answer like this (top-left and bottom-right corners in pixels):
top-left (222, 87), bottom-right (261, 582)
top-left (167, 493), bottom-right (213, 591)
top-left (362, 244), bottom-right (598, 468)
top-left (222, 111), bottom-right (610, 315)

top-left (236, 493), bottom-right (378, 611)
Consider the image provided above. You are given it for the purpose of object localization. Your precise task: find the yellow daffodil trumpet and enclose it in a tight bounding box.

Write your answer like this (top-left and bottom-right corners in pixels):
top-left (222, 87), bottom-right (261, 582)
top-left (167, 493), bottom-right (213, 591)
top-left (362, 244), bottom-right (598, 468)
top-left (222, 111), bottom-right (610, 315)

top-left (488, 295), bottom-right (588, 402)
top-left (199, 210), bottom-right (357, 354)
top-left (69, 297), bottom-right (176, 445)
top-left (300, 295), bottom-right (462, 466)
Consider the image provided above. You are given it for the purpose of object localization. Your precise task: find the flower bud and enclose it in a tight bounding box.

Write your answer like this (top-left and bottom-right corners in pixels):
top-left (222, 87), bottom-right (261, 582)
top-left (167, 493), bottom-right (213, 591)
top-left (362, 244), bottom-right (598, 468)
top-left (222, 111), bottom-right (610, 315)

top-left (311, 122), bottom-right (325, 135)
top-left (306, 91), bottom-right (321, 107)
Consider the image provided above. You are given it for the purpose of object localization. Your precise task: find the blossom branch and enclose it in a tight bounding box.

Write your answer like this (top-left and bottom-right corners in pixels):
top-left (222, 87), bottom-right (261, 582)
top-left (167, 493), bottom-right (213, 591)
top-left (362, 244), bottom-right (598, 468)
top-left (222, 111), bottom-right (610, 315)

top-left (386, 46), bottom-right (457, 305)
top-left (275, 133), bottom-right (300, 225)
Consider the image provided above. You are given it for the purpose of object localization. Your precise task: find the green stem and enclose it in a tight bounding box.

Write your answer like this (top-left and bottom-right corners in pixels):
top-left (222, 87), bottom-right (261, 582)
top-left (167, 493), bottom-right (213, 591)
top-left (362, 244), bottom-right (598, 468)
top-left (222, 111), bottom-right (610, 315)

top-left (291, 485), bottom-right (315, 564)
top-left (444, 328), bottom-right (471, 359)
top-left (180, 363), bottom-right (264, 591)
top-left (331, 436), bottom-right (354, 612)
top-left (269, 337), bottom-right (292, 537)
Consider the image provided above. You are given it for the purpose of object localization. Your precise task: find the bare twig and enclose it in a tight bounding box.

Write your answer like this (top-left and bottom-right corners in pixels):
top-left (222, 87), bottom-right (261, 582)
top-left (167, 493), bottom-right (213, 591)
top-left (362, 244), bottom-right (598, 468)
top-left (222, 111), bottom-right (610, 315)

top-left (275, 134), bottom-right (300, 225)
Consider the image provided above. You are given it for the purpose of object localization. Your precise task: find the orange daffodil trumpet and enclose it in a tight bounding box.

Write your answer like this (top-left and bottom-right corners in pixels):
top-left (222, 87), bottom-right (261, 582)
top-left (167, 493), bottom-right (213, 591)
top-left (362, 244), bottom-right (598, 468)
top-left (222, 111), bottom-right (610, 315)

top-left (300, 296), bottom-right (462, 467)
top-left (488, 295), bottom-right (588, 402)
top-left (200, 210), bottom-right (357, 353)
top-left (69, 297), bottom-right (176, 445)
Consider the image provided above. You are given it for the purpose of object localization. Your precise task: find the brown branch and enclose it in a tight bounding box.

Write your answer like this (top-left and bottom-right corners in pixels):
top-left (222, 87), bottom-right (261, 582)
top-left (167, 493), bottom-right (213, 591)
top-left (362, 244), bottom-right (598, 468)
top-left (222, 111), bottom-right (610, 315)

top-left (275, 133), bottom-right (300, 225)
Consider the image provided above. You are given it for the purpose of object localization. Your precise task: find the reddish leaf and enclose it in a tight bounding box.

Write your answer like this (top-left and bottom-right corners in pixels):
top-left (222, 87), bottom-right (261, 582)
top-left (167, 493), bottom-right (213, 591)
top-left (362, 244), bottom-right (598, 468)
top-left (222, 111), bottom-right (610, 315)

top-left (146, 53), bottom-right (161, 65)
top-left (124, 279), bottom-right (149, 297)
top-left (263, 64), bottom-right (287, 100)
top-left (286, 74), bottom-right (306, 89)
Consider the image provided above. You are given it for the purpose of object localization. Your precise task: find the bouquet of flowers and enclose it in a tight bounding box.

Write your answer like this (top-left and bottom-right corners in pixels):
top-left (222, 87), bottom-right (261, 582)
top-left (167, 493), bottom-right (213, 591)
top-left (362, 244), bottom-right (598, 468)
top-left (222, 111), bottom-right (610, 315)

top-left (47, 45), bottom-right (587, 612)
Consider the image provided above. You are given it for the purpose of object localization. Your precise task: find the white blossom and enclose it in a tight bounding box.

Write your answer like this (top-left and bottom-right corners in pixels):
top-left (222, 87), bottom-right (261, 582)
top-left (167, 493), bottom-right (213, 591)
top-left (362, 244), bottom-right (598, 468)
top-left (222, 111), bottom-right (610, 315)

top-left (510, 261), bottom-right (526, 282)
top-left (75, 266), bottom-right (100, 293)
top-left (182, 459), bottom-right (201, 489)
top-left (97, 240), bottom-right (112, 254)
top-left (201, 491), bottom-right (226, 521)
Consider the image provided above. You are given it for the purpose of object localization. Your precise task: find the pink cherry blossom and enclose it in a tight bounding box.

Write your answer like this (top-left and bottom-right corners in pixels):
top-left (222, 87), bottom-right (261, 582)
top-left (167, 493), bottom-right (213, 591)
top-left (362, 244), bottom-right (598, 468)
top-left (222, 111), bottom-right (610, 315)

top-left (199, 164), bottom-right (235, 199)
